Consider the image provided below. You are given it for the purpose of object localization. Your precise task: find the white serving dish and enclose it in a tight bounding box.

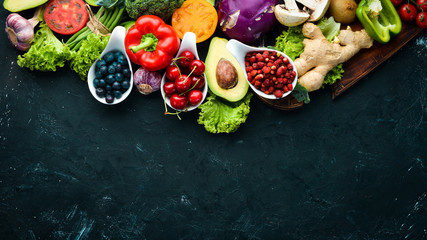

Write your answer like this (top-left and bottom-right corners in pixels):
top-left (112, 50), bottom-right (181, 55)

top-left (226, 39), bottom-right (298, 100)
top-left (161, 32), bottom-right (208, 111)
top-left (87, 26), bottom-right (134, 105)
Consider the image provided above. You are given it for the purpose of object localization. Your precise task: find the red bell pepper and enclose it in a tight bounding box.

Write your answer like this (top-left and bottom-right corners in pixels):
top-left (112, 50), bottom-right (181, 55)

top-left (125, 15), bottom-right (180, 71)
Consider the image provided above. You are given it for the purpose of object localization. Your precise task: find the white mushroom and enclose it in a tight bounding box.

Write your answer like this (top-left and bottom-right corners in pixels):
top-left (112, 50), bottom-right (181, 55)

top-left (274, 0), bottom-right (310, 27)
top-left (296, 0), bottom-right (331, 22)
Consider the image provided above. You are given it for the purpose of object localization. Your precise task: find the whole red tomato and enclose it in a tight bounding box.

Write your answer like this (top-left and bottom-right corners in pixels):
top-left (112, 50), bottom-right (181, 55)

top-left (416, 12), bottom-right (427, 28)
top-left (417, 0), bottom-right (427, 11)
top-left (399, 3), bottom-right (418, 21)
top-left (391, 0), bottom-right (402, 6)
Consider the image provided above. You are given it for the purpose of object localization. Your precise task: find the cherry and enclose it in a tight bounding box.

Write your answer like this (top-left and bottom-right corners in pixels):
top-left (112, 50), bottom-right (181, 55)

top-left (189, 75), bottom-right (205, 89)
top-left (163, 82), bottom-right (176, 96)
top-left (187, 90), bottom-right (203, 106)
top-left (166, 65), bottom-right (180, 81)
top-left (189, 59), bottom-right (205, 75)
top-left (175, 74), bottom-right (191, 93)
top-left (170, 94), bottom-right (187, 110)
top-left (177, 51), bottom-right (194, 68)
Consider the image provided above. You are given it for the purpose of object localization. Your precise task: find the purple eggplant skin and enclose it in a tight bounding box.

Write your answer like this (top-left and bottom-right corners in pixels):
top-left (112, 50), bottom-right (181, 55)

top-left (217, 0), bottom-right (279, 44)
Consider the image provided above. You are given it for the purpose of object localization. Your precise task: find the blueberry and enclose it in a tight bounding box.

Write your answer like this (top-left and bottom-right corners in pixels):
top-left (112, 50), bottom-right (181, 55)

top-left (93, 78), bottom-right (100, 87)
top-left (115, 73), bottom-right (124, 82)
top-left (98, 79), bottom-right (106, 88)
top-left (122, 69), bottom-right (131, 77)
top-left (99, 65), bottom-right (108, 75)
top-left (117, 55), bottom-right (127, 65)
top-left (96, 88), bottom-right (105, 98)
top-left (114, 51), bottom-right (124, 59)
top-left (105, 94), bottom-right (114, 103)
top-left (115, 64), bottom-right (123, 73)
top-left (106, 74), bottom-right (115, 84)
top-left (95, 71), bottom-right (103, 79)
top-left (108, 65), bottom-right (116, 74)
top-left (103, 52), bottom-right (115, 63)
top-left (114, 90), bottom-right (123, 99)
top-left (112, 81), bottom-right (122, 90)
top-left (105, 84), bottom-right (112, 91)
top-left (96, 59), bottom-right (106, 68)
top-left (121, 80), bottom-right (130, 90)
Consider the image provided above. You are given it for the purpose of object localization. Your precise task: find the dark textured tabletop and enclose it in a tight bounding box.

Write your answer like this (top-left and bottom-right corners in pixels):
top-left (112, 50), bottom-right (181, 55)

top-left (1, 6), bottom-right (426, 240)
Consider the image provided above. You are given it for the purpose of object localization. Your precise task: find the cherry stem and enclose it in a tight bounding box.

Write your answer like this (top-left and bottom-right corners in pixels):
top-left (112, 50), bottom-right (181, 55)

top-left (179, 66), bottom-right (198, 96)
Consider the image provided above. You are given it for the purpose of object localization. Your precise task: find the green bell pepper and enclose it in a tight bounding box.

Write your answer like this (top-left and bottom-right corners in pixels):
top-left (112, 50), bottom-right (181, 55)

top-left (356, 0), bottom-right (402, 44)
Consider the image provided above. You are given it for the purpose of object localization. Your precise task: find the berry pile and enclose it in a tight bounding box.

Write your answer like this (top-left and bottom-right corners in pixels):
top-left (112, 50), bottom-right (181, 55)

top-left (93, 50), bottom-right (132, 104)
top-left (245, 50), bottom-right (297, 98)
top-left (163, 50), bottom-right (206, 110)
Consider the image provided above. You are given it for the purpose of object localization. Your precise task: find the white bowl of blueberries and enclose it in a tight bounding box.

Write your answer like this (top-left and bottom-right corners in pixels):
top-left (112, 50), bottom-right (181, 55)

top-left (88, 26), bottom-right (133, 105)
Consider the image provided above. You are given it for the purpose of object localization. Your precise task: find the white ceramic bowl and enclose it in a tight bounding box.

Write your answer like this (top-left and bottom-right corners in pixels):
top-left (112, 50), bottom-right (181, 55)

top-left (226, 39), bottom-right (298, 100)
top-left (161, 32), bottom-right (208, 111)
top-left (88, 26), bottom-right (134, 105)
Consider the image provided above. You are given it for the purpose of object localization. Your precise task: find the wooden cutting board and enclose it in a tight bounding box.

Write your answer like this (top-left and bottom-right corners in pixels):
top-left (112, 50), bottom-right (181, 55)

top-left (258, 21), bottom-right (424, 110)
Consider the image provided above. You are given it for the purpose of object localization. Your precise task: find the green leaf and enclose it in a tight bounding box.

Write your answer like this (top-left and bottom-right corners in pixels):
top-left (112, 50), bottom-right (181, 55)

top-left (291, 83), bottom-right (310, 104)
top-left (197, 92), bottom-right (253, 134)
top-left (17, 23), bottom-right (71, 72)
top-left (275, 26), bottom-right (305, 61)
top-left (69, 33), bottom-right (109, 81)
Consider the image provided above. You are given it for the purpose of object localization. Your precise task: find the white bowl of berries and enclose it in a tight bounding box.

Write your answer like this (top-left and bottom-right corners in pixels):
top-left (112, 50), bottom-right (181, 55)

top-left (88, 26), bottom-right (133, 105)
top-left (161, 32), bottom-right (208, 111)
top-left (226, 39), bottom-right (298, 100)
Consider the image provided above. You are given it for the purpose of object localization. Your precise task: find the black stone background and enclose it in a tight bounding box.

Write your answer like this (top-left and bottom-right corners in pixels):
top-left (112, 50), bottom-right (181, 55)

top-left (0, 5), bottom-right (426, 240)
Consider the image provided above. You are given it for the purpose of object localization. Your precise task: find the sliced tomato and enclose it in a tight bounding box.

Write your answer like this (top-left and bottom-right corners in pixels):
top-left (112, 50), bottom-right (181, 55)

top-left (44, 0), bottom-right (89, 35)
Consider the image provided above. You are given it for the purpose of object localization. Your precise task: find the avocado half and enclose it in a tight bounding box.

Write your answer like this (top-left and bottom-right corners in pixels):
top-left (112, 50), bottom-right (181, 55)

top-left (3, 0), bottom-right (48, 12)
top-left (205, 37), bottom-right (249, 102)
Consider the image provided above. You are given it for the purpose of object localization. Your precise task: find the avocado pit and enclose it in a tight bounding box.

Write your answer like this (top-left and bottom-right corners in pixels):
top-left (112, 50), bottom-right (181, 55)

top-left (216, 58), bottom-right (238, 89)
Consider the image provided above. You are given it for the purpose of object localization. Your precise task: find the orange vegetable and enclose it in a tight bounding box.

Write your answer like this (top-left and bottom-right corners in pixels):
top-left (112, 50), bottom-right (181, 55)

top-left (171, 0), bottom-right (218, 43)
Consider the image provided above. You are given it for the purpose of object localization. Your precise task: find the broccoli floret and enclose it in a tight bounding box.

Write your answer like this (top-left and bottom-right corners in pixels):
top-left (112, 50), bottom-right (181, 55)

top-left (125, 0), bottom-right (185, 21)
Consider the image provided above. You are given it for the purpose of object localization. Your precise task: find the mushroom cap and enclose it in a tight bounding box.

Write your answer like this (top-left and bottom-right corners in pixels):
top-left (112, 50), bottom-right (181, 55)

top-left (274, 4), bottom-right (310, 27)
top-left (296, 0), bottom-right (330, 22)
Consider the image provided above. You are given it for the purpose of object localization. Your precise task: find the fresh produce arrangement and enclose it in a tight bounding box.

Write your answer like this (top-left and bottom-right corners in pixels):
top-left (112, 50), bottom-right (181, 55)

top-left (3, 0), bottom-right (425, 133)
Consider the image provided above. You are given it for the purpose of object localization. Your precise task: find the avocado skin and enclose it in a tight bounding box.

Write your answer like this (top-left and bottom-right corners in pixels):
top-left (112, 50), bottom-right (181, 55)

top-left (205, 37), bottom-right (249, 102)
top-left (4, 0), bottom-right (49, 12)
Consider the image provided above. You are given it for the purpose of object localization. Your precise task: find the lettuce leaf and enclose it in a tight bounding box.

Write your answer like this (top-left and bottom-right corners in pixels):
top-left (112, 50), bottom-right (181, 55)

top-left (317, 16), bottom-right (341, 42)
top-left (17, 22), bottom-right (71, 72)
top-left (275, 26), bottom-right (305, 61)
top-left (70, 33), bottom-right (109, 81)
top-left (197, 93), bottom-right (252, 134)
top-left (322, 63), bottom-right (344, 88)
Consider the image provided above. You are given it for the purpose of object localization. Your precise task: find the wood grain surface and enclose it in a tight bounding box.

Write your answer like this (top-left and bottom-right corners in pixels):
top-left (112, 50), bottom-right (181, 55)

top-left (257, 21), bottom-right (423, 110)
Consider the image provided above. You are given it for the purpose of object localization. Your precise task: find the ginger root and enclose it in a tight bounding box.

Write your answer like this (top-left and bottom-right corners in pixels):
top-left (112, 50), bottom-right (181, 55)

top-left (294, 23), bottom-right (373, 92)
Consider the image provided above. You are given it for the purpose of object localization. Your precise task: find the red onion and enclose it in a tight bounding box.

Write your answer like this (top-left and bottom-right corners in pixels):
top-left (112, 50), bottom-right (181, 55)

top-left (133, 67), bottom-right (162, 95)
top-left (218, 0), bottom-right (279, 44)
top-left (5, 7), bottom-right (42, 51)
